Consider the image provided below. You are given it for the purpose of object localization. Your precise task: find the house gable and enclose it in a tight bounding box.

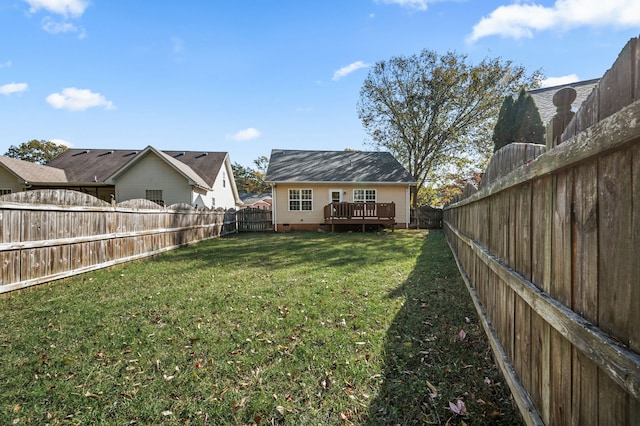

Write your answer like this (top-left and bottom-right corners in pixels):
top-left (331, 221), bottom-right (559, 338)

top-left (111, 152), bottom-right (194, 206)
top-left (106, 146), bottom-right (210, 191)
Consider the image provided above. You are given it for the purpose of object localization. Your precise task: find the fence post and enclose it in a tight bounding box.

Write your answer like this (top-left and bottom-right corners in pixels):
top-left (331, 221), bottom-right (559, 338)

top-left (551, 87), bottom-right (577, 148)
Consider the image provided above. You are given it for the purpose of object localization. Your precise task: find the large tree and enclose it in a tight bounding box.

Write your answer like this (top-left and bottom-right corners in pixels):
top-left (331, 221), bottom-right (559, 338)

top-left (4, 139), bottom-right (68, 164)
top-left (232, 156), bottom-right (270, 194)
top-left (358, 49), bottom-right (540, 207)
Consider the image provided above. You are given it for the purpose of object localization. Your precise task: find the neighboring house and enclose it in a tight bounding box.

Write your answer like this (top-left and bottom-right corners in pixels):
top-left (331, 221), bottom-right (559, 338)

top-left (265, 149), bottom-right (416, 232)
top-left (239, 193), bottom-right (273, 210)
top-left (0, 146), bottom-right (240, 209)
top-left (0, 156), bottom-right (68, 195)
top-left (528, 78), bottom-right (600, 125)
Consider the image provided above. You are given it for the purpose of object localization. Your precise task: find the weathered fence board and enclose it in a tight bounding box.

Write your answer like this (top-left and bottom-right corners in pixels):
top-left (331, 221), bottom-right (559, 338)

top-left (0, 190), bottom-right (238, 294)
top-left (236, 208), bottom-right (273, 232)
top-left (444, 36), bottom-right (640, 425)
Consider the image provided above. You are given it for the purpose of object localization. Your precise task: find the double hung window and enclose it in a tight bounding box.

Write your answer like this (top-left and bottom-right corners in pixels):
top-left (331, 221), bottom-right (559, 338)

top-left (289, 189), bottom-right (312, 211)
top-left (353, 189), bottom-right (376, 203)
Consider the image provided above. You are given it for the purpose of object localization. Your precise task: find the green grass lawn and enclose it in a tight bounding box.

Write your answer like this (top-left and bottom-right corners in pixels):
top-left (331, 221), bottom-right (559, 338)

top-left (0, 230), bottom-right (521, 425)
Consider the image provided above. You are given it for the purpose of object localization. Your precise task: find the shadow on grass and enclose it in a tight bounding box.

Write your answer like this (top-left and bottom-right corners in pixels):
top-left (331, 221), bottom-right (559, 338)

top-left (149, 230), bottom-right (420, 273)
top-left (364, 230), bottom-right (521, 425)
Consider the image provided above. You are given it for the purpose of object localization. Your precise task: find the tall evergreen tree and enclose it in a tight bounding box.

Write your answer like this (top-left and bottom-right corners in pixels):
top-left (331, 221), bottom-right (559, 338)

top-left (492, 96), bottom-right (516, 152)
top-left (492, 88), bottom-right (545, 152)
top-left (514, 89), bottom-right (545, 145)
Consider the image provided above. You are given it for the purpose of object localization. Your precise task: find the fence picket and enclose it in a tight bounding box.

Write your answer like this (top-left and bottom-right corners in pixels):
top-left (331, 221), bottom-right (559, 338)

top-left (443, 36), bottom-right (640, 425)
top-left (0, 190), bottom-right (236, 294)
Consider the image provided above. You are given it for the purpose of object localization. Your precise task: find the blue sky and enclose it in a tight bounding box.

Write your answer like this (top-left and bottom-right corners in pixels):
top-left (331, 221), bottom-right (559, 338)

top-left (1, 0), bottom-right (639, 168)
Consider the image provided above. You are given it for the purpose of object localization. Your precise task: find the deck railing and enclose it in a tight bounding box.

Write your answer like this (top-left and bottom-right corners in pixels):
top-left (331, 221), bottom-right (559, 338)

top-left (323, 202), bottom-right (395, 220)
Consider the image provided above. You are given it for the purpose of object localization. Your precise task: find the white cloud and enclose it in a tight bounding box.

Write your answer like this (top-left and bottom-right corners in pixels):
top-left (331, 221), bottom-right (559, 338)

top-left (24, 0), bottom-right (88, 18)
top-left (332, 61), bottom-right (370, 81)
top-left (540, 74), bottom-right (580, 88)
top-left (230, 128), bottom-right (261, 141)
top-left (42, 20), bottom-right (87, 39)
top-left (469, 0), bottom-right (640, 42)
top-left (42, 18), bottom-right (77, 34)
top-left (46, 87), bottom-right (115, 111)
top-left (49, 138), bottom-right (72, 147)
top-left (375, 0), bottom-right (430, 11)
top-left (0, 82), bottom-right (29, 95)
top-left (0, 60), bottom-right (12, 68)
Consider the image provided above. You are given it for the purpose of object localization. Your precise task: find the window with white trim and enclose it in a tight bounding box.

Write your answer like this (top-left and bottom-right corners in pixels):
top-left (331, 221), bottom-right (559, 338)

top-left (145, 189), bottom-right (164, 206)
top-left (0, 189), bottom-right (11, 196)
top-left (289, 189), bottom-right (312, 211)
top-left (354, 189), bottom-right (376, 203)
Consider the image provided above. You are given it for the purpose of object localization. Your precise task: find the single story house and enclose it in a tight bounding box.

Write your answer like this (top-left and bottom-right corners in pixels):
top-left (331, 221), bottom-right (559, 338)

top-left (265, 149), bottom-right (416, 232)
top-left (0, 146), bottom-right (240, 209)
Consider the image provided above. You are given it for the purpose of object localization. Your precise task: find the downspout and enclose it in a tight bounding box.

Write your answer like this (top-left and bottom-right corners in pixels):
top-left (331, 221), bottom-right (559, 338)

top-left (271, 183), bottom-right (277, 232)
top-left (406, 185), bottom-right (411, 228)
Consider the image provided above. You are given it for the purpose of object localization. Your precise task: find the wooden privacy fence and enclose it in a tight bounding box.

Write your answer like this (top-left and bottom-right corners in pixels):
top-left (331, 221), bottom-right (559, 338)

top-left (236, 207), bottom-right (273, 232)
top-left (411, 206), bottom-right (443, 229)
top-left (0, 189), bottom-right (237, 294)
top-left (444, 37), bottom-right (640, 425)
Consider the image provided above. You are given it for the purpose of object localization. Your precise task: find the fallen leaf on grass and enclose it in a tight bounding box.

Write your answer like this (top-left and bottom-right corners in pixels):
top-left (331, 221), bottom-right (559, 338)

top-left (84, 392), bottom-right (102, 399)
top-left (319, 375), bottom-right (331, 390)
top-left (162, 410), bottom-right (172, 416)
top-left (448, 399), bottom-right (467, 415)
top-left (458, 329), bottom-right (467, 341)
top-left (426, 380), bottom-right (438, 398)
top-left (276, 405), bottom-right (285, 415)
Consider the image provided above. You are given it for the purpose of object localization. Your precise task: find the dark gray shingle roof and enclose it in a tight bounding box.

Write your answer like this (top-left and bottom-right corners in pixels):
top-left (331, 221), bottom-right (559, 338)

top-left (265, 150), bottom-right (416, 184)
top-left (47, 148), bottom-right (227, 187)
top-left (239, 193), bottom-right (272, 203)
top-left (528, 78), bottom-right (600, 124)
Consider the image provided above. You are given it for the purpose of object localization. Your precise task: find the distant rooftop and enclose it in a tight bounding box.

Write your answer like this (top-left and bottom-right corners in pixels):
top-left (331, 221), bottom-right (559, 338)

top-left (528, 78), bottom-right (600, 124)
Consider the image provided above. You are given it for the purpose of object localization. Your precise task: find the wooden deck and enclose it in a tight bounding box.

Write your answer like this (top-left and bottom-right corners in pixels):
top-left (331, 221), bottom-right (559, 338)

top-left (323, 202), bottom-right (395, 232)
